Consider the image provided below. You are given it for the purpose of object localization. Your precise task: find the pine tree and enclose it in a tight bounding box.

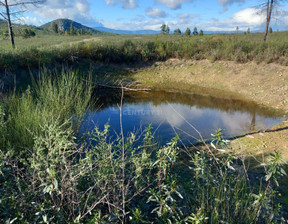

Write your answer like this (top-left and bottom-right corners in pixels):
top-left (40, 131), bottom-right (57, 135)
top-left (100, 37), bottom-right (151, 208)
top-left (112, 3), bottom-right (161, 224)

top-left (52, 22), bottom-right (58, 34)
top-left (193, 27), bottom-right (198, 35)
top-left (269, 27), bottom-right (273, 33)
top-left (70, 23), bottom-right (74, 35)
top-left (160, 24), bottom-right (166, 34)
top-left (185, 27), bottom-right (191, 36)
top-left (174, 28), bottom-right (181, 35)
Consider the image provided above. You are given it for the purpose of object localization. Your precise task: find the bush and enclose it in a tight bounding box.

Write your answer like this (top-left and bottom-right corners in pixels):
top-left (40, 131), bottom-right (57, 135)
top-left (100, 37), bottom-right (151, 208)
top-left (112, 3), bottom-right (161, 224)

top-left (0, 118), bottom-right (286, 223)
top-left (21, 28), bottom-right (36, 39)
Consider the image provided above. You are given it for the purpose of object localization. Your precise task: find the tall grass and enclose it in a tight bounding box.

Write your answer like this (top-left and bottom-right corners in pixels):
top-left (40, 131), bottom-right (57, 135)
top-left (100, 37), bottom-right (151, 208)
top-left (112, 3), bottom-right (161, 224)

top-left (6, 70), bottom-right (92, 150)
top-left (2, 32), bottom-right (288, 73)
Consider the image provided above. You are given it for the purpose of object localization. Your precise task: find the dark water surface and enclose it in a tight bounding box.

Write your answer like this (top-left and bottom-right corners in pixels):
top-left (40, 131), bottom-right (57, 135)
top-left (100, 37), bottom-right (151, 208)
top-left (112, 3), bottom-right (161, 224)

top-left (80, 90), bottom-right (286, 145)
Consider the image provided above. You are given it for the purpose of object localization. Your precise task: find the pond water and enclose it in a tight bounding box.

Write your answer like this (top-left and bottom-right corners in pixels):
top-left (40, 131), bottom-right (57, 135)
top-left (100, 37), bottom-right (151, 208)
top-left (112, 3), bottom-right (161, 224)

top-left (80, 90), bottom-right (286, 145)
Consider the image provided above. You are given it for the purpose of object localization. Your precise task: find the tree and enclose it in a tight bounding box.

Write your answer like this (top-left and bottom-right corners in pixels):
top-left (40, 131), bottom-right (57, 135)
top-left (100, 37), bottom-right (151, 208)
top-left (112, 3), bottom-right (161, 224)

top-left (160, 24), bottom-right (170, 35)
top-left (263, 0), bottom-right (274, 41)
top-left (166, 25), bottom-right (170, 34)
top-left (261, 0), bottom-right (286, 41)
top-left (174, 28), bottom-right (181, 35)
top-left (193, 27), bottom-right (198, 35)
top-left (199, 29), bottom-right (204, 36)
top-left (236, 26), bottom-right (239, 34)
top-left (160, 24), bottom-right (166, 34)
top-left (184, 27), bottom-right (191, 36)
top-left (0, 0), bottom-right (45, 48)
top-left (70, 23), bottom-right (74, 35)
top-left (269, 27), bottom-right (273, 33)
top-left (52, 21), bottom-right (58, 34)
top-left (21, 28), bottom-right (35, 38)
top-left (247, 27), bottom-right (250, 34)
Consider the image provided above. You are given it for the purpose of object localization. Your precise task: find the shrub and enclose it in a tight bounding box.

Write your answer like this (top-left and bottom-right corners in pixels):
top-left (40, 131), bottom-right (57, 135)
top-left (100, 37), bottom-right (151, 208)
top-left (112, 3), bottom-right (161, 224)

top-left (1, 122), bottom-right (286, 223)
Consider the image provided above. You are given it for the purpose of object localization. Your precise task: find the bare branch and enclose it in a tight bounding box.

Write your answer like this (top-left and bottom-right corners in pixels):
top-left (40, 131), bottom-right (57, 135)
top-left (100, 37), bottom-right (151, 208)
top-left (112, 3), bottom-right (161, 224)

top-left (9, 0), bottom-right (45, 7)
top-left (0, 12), bottom-right (7, 20)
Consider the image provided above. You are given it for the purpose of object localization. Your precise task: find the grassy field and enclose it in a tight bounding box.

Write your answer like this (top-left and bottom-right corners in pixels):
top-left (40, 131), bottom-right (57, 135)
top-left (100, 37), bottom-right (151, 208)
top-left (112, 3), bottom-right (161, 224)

top-left (1, 31), bottom-right (288, 70)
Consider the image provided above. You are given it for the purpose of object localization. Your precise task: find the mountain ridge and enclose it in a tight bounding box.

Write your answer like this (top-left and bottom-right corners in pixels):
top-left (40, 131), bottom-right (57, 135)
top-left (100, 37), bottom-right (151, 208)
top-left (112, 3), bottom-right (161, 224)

top-left (40, 19), bottom-right (109, 35)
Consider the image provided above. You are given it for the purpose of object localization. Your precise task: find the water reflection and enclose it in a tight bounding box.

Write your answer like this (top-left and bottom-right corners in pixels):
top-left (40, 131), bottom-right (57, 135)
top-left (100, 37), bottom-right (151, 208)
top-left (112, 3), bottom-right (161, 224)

top-left (80, 90), bottom-right (285, 145)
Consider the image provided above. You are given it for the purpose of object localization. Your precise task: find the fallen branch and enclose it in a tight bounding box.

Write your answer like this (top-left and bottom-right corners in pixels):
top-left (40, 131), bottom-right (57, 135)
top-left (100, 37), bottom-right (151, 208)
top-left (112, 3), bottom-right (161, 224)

top-left (80, 78), bottom-right (151, 92)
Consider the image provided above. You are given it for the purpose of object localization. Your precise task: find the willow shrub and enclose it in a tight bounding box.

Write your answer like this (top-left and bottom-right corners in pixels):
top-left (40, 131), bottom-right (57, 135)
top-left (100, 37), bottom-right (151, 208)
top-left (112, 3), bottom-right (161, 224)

top-left (0, 121), bottom-right (286, 223)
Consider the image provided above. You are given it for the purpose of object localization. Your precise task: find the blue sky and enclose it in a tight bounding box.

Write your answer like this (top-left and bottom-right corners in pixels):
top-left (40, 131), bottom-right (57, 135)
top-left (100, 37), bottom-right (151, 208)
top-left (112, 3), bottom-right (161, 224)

top-left (21, 0), bottom-right (288, 32)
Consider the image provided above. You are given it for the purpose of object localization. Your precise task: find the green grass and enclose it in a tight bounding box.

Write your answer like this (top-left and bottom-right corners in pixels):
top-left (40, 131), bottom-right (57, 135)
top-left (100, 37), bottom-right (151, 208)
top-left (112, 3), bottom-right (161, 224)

top-left (0, 35), bottom-right (99, 50)
top-left (1, 31), bottom-right (288, 74)
top-left (5, 70), bottom-right (92, 150)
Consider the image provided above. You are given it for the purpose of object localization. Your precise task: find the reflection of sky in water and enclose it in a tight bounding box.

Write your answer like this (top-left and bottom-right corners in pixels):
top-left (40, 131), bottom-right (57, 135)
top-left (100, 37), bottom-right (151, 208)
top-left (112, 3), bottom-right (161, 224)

top-left (80, 102), bottom-right (285, 145)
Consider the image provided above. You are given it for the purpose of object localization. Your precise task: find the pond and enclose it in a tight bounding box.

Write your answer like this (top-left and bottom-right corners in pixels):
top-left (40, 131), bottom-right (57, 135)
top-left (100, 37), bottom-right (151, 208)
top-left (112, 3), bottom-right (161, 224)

top-left (80, 89), bottom-right (286, 146)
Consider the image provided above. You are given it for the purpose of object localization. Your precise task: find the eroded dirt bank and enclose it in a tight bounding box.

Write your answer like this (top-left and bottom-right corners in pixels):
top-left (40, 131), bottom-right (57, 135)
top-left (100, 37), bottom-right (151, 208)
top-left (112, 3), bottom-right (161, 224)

top-left (132, 59), bottom-right (288, 113)
top-left (129, 59), bottom-right (288, 160)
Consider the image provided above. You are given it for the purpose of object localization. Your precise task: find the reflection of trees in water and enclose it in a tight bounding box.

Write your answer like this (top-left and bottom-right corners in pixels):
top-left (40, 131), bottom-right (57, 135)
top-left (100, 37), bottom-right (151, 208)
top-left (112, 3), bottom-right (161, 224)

top-left (90, 88), bottom-right (284, 119)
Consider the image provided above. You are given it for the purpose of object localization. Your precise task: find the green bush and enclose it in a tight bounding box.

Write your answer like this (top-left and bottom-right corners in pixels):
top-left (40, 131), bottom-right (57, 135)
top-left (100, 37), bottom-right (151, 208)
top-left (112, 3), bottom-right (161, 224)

top-left (1, 118), bottom-right (286, 223)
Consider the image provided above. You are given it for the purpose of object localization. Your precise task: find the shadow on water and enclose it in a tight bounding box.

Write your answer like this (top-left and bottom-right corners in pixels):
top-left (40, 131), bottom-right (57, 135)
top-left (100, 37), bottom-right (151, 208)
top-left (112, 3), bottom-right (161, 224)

top-left (81, 88), bottom-right (286, 146)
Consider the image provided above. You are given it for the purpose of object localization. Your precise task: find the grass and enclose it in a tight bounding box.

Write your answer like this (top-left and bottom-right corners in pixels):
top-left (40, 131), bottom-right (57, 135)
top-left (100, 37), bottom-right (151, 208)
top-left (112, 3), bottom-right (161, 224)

top-left (5, 70), bottom-right (92, 150)
top-left (1, 31), bottom-right (288, 74)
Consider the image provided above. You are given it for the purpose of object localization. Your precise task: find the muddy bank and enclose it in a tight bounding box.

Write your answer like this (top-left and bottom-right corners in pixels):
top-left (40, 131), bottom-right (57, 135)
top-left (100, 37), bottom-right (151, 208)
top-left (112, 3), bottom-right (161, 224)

top-left (131, 59), bottom-right (288, 114)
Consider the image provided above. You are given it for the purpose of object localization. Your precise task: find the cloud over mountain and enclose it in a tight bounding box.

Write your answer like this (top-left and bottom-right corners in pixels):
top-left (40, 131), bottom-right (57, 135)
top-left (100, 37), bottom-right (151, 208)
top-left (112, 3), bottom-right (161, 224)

top-left (31, 0), bottom-right (103, 27)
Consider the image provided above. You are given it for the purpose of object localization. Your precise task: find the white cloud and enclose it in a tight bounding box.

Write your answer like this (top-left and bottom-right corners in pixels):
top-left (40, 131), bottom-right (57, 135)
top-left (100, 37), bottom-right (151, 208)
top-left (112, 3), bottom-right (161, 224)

top-left (201, 8), bottom-right (265, 32)
top-left (105, 0), bottom-right (116, 6)
top-left (19, 16), bottom-right (45, 26)
top-left (233, 8), bottom-right (265, 26)
top-left (102, 18), bottom-right (164, 31)
top-left (218, 0), bottom-right (245, 6)
top-left (121, 0), bottom-right (138, 9)
top-left (105, 0), bottom-right (138, 9)
top-left (146, 8), bottom-right (167, 18)
top-left (156, 0), bottom-right (194, 10)
top-left (30, 0), bottom-right (103, 27)
top-left (218, 0), bottom-right (245, 11)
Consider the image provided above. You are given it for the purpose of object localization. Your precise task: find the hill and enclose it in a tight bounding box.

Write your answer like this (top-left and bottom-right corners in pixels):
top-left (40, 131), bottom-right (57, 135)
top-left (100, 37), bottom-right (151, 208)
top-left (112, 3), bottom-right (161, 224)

top-left (40, 19), bottom-right (109, 35)
top-left (94, 26), bottom-right (159, 35)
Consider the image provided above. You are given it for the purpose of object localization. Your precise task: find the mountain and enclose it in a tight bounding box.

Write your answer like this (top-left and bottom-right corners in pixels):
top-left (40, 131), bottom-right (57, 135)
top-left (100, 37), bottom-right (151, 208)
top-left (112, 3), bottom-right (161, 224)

top-left (40, 19), bottom-right (109, 35)
top-left (94, 26), bottom-right (159, 35)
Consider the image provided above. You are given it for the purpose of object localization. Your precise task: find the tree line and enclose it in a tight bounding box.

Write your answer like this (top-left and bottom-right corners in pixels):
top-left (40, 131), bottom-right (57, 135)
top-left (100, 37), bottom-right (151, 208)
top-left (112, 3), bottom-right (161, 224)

top-left (51, 21), bottom-right (92, 36)
top-left (161, 24), bottom-right (204, 36)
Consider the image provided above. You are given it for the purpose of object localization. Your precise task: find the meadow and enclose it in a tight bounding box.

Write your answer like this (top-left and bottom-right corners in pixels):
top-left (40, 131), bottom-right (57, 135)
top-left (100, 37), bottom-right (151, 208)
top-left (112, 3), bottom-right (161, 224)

top-left (1, 31), bottom-right (288, 74)
top-left (0, 32), bottom-right (288, 223)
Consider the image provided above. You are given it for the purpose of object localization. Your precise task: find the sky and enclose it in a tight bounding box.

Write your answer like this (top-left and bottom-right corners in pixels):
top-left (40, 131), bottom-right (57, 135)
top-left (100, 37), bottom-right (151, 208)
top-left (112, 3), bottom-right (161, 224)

top-left (19, 0), bottom-right (288, 32)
